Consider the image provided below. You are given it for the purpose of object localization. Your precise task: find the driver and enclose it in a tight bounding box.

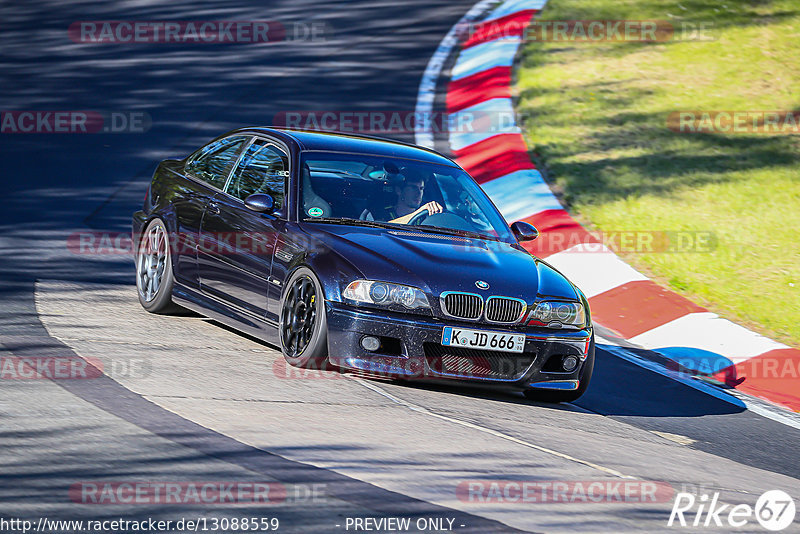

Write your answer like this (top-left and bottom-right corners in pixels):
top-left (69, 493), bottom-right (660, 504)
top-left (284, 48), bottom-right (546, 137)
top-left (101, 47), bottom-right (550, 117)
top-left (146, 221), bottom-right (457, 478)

top-left (360, 170), bottom-right (443, 224)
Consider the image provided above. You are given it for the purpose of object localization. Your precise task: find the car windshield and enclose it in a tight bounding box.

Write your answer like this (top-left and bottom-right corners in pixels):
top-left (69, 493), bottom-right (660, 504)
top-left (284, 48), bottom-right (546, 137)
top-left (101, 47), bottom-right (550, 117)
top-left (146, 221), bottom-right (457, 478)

top-left (299, 151), bottom-right (513, 242)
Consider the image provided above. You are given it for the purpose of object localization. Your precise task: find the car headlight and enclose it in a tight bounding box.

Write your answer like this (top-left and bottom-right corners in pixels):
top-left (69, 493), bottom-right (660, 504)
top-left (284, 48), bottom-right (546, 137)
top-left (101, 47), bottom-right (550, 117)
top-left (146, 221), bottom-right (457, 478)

top-left (343, 280), bottom-right (430, 310)
top-left (528, 301), bottom-right (586, 328)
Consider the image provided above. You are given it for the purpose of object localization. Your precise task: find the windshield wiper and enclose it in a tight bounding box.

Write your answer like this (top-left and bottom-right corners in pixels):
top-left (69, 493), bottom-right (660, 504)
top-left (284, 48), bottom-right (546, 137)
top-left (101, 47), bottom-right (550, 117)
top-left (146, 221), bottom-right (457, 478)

top-left (411, 225), bottom-right (501, 242)
top-left (302, 217), bottom-right (401, 230)
top-left (304, 217), bottom-right (503, 242)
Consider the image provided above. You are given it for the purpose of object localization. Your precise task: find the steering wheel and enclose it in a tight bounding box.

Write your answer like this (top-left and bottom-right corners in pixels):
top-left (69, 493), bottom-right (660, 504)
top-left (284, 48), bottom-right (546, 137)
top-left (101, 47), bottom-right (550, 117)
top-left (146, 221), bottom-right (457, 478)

top-left (410, 211), bottom-right (479, 232)
top-left (408, 209), bottom-right (432, 226)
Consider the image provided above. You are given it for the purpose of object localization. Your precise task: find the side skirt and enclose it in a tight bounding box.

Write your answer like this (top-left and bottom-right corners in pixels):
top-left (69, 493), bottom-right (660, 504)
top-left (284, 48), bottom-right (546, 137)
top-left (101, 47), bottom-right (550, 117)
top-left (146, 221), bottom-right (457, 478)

top-left (172, 283), bottom-right (281, 347)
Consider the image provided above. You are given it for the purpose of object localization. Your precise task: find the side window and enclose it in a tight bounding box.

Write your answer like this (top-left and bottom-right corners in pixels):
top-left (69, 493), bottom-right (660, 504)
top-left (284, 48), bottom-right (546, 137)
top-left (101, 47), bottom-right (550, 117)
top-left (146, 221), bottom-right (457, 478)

top-left (185, 136), bottom-right (248, 189)
top-left (226, 139), bottom-right (289, 209)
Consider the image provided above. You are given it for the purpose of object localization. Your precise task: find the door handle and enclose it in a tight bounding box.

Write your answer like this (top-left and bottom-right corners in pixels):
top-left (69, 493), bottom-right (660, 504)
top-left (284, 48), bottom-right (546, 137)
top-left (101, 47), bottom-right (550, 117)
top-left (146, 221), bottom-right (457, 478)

top-left (207, 201), bottom-right (220, 215)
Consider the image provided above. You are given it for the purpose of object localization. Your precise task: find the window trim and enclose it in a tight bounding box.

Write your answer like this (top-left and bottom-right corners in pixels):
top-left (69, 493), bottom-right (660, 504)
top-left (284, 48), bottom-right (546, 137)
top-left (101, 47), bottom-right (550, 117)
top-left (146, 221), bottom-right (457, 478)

top-left (221, 136), bottom-right (256, 193)
top-left (183, 135), bottom-right (251, 192)
top-left (220, 135), bottom-right (292, 217)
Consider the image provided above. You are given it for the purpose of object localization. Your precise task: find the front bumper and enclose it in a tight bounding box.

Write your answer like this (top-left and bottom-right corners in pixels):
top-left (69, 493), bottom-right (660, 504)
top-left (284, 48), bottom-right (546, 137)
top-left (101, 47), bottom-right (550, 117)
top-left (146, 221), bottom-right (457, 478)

top-left (326, 301), bottom-right (591, 389)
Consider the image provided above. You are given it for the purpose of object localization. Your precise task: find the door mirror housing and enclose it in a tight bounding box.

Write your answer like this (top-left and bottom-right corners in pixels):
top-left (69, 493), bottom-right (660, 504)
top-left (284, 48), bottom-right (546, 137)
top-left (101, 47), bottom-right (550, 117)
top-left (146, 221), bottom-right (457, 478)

top-left (244, 193), bottom-right (275, 213)
top-left (510, 221), bottom-right (539, 242)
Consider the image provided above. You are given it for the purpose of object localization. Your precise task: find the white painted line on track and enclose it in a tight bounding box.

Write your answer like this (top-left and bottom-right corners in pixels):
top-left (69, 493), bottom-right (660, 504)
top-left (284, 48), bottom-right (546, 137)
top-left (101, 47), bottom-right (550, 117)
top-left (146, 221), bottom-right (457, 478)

top-left (708, 386), bottom-right (800, 431)
top-left (347, 374), bottom-right (635, 479)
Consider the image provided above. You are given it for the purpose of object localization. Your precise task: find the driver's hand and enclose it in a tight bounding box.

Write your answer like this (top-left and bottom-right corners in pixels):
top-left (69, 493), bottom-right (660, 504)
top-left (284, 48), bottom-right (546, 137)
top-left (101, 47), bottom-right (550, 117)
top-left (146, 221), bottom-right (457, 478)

top-left (419, 201), bottom-right (443, 216)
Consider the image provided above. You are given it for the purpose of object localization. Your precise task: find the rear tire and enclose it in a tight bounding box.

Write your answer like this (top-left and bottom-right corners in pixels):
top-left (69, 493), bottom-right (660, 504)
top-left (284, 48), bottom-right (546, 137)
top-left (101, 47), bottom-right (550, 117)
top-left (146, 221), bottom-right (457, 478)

top-left (279, 267), bottom-right (330, 370)
top-left (136, 218), bottom-right (180, 314)
top-left (524, 334), bottom-right (595, 403)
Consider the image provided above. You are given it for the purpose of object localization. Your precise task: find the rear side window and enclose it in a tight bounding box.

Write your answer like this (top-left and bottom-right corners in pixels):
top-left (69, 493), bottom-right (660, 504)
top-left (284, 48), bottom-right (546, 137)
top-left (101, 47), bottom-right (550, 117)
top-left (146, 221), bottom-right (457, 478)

top-left (185, 136), bottom-right (248, 189)
top-left (226, 139), bottom-right (289, 209)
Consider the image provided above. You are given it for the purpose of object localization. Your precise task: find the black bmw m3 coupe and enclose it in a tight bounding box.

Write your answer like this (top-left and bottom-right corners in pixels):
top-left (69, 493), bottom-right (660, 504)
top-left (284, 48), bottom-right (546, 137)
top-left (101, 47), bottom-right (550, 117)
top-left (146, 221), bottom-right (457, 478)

top-left (133, 128), bottom-right (595, 402)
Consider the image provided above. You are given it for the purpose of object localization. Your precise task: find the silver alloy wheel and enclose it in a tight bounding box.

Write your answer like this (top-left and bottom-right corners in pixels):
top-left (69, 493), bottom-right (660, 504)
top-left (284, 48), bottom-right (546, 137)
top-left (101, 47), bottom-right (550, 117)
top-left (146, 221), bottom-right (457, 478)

top-left (136, 222), bottom-right (168, 302)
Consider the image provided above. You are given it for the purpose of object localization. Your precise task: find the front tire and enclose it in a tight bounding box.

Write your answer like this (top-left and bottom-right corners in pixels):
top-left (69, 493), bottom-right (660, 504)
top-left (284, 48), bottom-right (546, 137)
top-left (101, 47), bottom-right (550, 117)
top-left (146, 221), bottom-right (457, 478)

top-left (524, 334), bottom-right (595, 403)
top-left (136, 218), bottom-right (179, 314)
top-left (279, 267), bottom-right (329, 369)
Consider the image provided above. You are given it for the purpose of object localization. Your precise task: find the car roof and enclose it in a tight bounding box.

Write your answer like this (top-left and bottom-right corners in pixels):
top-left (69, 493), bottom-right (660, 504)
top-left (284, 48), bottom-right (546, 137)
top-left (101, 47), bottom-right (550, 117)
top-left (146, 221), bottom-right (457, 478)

top-left (230, 127), bottom-right (459, 167)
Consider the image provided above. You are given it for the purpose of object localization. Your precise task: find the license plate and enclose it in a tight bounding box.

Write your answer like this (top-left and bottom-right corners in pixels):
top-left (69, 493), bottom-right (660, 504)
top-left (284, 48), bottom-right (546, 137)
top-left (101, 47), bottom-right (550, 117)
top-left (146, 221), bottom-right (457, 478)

top-left (441, 327), bottom-right (526, 353)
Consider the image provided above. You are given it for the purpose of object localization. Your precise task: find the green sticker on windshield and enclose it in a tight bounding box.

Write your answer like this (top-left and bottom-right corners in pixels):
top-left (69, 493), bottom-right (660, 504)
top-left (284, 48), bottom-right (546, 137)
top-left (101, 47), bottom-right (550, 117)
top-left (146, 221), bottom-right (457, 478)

top-left (308, 207), bottom-right (323, 217)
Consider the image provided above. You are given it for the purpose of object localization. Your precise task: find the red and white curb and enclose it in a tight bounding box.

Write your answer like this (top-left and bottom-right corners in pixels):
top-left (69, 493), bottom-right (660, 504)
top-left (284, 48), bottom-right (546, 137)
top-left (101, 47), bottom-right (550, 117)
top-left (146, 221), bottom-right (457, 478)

top-left (416, 0), bottom-right (800, 413)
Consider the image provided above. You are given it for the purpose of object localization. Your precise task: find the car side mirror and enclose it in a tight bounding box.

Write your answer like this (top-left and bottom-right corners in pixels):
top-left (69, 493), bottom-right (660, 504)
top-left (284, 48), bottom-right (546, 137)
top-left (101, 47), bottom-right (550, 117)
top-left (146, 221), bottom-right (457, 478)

top-left (511, 221), bottom-right (539, 242)
top-left (244, 193), bottom-right (275, 213)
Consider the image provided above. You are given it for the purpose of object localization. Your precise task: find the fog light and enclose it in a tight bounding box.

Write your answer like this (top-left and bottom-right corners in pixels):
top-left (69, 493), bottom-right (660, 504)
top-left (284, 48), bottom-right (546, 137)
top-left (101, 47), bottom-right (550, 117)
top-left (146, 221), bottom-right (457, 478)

top-left (361, 336), bottom-right (380, 352)
top-left (562, 355), bottom-right (578, 372)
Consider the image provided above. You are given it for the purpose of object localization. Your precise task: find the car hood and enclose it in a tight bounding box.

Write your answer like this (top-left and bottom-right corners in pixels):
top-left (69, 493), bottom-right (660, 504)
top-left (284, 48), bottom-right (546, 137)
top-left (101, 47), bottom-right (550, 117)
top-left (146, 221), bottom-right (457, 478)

top-left (303, 224), bottom-right (580, 302)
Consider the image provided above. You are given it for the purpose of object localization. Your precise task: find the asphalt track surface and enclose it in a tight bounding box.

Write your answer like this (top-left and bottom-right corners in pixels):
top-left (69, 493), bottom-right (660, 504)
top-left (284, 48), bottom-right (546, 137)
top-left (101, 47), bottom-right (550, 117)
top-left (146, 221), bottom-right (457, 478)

top-left (1, 1), bottom-right (799, 533)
